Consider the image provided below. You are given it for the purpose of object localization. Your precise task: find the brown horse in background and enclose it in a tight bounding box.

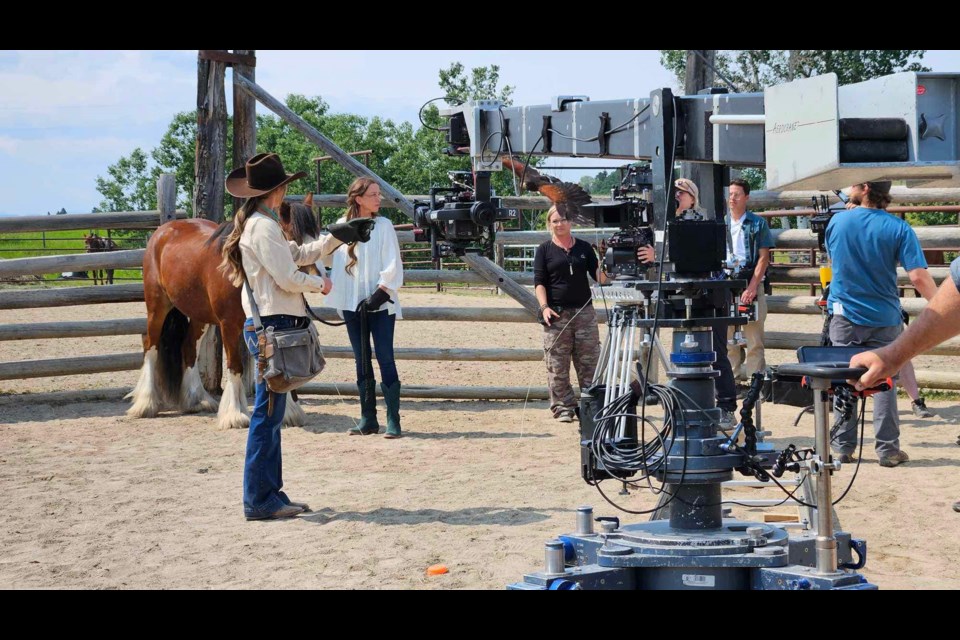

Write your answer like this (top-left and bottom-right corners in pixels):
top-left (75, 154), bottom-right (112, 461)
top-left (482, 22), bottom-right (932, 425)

top-left (127, 195), bottom-right (322, 430)
top-left (83, 233), bottom-right (118, 285)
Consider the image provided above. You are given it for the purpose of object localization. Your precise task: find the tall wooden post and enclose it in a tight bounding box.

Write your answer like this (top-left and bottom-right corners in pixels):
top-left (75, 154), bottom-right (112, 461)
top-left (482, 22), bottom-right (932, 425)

top-left (681, 50), bottom-right (723, 218)
top-left (157, 174), bottom-right (177, 225)
top-left (195, 52), bottom-right (227, 393)
top-left (195, 51), bottom-right (227, 222)
top-left (232, 49), bottom-right (257, 216)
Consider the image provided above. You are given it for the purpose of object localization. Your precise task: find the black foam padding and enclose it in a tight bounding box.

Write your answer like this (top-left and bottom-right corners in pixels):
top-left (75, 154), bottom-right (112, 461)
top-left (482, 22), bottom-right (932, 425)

top-left (839, 139), bottom-right (908, 163)
top-left (839, 118), bottom-right (908, 141)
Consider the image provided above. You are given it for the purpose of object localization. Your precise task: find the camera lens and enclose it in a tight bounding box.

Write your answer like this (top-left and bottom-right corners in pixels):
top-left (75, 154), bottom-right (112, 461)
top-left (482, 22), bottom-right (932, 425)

top-left (470, 201), bottom-right (496, 227)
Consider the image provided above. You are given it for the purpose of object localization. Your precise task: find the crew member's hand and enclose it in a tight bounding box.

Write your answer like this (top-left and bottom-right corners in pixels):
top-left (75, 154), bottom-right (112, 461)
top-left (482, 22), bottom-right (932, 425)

top-left (320, 276), bottom-right (332, 296)
top-left (637, 244), bottom-right (655, 264)
top-left (541, 306), bottom-right (560, 327)
top-left (845, 201), bottom-right (856, 210)
top-left (849, 349), bottom-right (896, 391)
top-left (741, 286), bottom-right (757, 304)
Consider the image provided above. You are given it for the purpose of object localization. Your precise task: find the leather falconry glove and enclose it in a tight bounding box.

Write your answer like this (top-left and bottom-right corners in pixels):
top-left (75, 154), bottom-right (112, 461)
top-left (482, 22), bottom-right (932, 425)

top-left (327, 218), bottom-right (376, 244)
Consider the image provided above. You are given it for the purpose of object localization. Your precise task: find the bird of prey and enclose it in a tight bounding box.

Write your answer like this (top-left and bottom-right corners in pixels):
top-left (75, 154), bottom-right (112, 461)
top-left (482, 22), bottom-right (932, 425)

top-left (501, 156), bottom-right (593, 226)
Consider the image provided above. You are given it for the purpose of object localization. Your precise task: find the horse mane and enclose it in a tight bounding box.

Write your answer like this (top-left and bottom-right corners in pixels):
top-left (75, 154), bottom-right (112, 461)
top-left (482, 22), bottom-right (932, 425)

top-left (205, 220), bottom-right (235, 251)
top-left (284, 202), bottom-right (320, 244)
top-left (205, 194), bottom-right (319, 251)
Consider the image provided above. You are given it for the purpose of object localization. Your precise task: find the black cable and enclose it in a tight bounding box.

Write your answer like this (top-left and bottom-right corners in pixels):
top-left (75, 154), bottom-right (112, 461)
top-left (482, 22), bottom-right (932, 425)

top-left (605, 104), bottom-right (652, 135)
top-left (830, 398), bottom-right (868, 505)
top-left (546, 104), bottom-right (652, 142)
top-left (547, 129), bottom-right (599, 143)
top-left (418, 96), bottom-right (457, 132)
top-left (587, 94), bottom-right (682, 515)
top-left (516, 135), bottom-right (543, 199)
top-left (478, 108), bottom-right (508, 169)
top-left (478, 129), bottom-right (505, 168)
top-left (638, 93), bottom-right (679, 437)
top-left (501, 113), bottom-right (520, 197)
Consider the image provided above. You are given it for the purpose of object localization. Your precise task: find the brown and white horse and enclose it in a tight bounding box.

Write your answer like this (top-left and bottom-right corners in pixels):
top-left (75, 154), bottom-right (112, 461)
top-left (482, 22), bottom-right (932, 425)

top-left (126, 196), bottom-right (321, 429)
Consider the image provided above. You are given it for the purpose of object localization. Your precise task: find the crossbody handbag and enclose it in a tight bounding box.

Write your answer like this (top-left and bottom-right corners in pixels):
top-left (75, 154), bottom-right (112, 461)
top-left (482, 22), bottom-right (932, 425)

top-left (243, 278), bottom-right (326, 394)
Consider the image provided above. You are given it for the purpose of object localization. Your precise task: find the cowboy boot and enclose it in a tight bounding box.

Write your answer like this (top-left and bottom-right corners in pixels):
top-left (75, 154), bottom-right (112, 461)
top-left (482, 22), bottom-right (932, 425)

top-left (348, 378), bottom-right (380, 435)
top-left (381, 380), bottom-right (402, 439)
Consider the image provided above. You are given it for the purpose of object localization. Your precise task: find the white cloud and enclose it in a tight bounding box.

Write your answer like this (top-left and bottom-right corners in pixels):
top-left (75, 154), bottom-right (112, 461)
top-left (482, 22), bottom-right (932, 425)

top-left (0, 134), bottom-right (158, 215)
top-left (0, 50), bottom-right (195, 130)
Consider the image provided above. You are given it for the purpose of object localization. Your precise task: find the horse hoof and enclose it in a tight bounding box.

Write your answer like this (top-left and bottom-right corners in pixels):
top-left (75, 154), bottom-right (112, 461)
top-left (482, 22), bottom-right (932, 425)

top-left (181, 398), bottom-right (219, 414)
top-left (216, 413), bottom-right (250, 431)
top-left (127, 401), bottom-right (161, 419)
top-left (281, 397), bottom-right (308, 427)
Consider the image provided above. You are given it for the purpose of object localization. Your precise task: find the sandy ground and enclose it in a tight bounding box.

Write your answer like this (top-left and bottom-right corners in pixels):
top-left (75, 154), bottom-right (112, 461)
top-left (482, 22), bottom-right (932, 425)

top-left (1, 290), bottom-right (958, 589)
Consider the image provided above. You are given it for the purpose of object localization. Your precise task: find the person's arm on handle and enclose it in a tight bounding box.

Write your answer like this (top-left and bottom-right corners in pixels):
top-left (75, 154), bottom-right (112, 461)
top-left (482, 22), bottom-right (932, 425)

top-left (851, 275), bottom-right (960, 389)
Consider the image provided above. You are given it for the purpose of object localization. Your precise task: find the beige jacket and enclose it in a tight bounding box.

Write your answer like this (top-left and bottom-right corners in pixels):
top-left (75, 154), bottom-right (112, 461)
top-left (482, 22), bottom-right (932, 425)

top-left (239, 212), bottom-right (342, 318)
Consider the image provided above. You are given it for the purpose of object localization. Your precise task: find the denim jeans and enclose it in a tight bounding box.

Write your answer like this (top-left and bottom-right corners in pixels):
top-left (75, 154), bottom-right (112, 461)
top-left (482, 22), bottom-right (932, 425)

top-left (713, 322), bottom-right (737, 412)
top-left (706, 289), bottom-right (738, 412)
top-left (242, 314), bottom-right (307, 518)
top-left (829, 316), bottom-right (903, 457)
top-left (342, 309), bottom-right (398, 386)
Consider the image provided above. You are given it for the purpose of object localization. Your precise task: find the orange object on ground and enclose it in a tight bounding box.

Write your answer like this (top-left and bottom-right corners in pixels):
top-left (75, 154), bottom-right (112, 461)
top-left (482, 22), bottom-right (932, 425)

top-left (426, 564), bottom-right (449, 576)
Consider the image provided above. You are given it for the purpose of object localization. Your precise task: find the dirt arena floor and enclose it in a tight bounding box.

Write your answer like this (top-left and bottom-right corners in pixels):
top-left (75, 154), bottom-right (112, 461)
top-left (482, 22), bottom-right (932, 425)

top-left (1, 289), bottom-right (958, 589)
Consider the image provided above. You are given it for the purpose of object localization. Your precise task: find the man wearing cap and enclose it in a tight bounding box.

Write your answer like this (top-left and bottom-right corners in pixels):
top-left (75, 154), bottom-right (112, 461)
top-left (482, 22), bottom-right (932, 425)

top-left (826, 180), bottom-right (938, 467)
top-left (724, 179), bottom-right (775, 388)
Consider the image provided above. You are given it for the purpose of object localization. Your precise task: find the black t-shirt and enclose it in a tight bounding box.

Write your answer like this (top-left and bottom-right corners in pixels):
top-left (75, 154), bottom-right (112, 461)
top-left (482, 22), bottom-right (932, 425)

top-left (533, 237), bottom-right (599, 307)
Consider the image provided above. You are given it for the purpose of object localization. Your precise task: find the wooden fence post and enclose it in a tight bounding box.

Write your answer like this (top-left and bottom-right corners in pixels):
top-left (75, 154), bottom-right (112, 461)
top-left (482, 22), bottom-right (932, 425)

top-left (157, 174), bottom-right (177, 225)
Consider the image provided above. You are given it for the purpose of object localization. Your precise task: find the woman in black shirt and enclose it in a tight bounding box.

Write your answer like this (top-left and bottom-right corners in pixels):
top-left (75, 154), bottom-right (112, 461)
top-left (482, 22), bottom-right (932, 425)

top-left (533, 206), bottom-right (612, 422)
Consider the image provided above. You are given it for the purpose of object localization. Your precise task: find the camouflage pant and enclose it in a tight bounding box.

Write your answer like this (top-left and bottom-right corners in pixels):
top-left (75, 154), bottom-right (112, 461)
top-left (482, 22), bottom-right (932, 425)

top-left (543, 306), bottom-right (601, 416)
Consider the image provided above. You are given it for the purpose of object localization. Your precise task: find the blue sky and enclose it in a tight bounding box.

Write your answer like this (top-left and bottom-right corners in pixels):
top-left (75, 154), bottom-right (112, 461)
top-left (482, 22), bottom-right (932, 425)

top-left (2, 50), bottom-right (958, 216)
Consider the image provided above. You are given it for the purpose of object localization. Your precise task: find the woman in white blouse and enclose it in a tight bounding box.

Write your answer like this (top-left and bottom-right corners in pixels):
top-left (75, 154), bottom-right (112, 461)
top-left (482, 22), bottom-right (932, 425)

top-left (325, 177), bottom-right (405, 438)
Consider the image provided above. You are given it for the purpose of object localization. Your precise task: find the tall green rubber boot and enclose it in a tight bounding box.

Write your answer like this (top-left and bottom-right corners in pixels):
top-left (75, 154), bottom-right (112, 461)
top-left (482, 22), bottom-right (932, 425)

top-left (348, 378), bottom-right (380, 435)
top-left (381, 380), bottom-right (402, 439)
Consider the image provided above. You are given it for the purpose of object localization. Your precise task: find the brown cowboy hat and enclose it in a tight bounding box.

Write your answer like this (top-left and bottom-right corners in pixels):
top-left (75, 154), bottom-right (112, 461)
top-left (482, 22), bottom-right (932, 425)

top-left (226, 153), bottom-right (308, 198)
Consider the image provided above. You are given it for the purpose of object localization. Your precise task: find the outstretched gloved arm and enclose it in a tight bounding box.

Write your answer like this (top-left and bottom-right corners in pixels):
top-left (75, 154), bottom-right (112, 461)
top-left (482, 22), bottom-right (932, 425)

top-left (327, 217), bottom-right (376, 244)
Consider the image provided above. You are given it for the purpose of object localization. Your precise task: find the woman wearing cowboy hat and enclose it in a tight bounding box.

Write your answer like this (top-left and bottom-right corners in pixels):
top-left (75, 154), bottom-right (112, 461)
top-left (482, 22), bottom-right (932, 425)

top-left (220, 152), bottom-right (374, 521)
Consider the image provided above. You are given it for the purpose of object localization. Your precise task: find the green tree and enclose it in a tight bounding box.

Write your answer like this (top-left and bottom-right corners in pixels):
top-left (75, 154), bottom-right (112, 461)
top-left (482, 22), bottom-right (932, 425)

top-left (95, 62), bottom-right (522, 226)
top-left (96, 112), bottom-right (215, 217)
top-left (659, 50), bottom-right (929, 92)
top-left (95, 147), bottom-right (155, 212)
top-left (438, 63), bottom-right (515, 105)
top-left (659, 49), bottom-right (932, 212)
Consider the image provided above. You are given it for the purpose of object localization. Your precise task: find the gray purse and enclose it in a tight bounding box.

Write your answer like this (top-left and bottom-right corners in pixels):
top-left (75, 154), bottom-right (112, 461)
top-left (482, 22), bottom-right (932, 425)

top-left (244, 279), bottom-right (326, 394)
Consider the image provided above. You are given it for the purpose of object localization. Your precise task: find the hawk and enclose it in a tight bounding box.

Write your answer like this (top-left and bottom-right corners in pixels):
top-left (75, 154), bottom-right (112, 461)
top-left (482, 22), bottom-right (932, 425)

top-left (500, 156), bottom-right (593, 226)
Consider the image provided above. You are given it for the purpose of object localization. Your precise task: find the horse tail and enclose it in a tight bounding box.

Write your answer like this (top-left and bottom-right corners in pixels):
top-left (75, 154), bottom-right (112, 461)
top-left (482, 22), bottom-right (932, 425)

top-left (155, 307), bottom-right (189, 403)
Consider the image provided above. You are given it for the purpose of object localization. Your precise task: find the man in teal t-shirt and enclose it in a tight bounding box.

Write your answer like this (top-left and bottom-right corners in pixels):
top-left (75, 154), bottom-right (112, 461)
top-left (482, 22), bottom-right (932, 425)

top-left (826, 180), bottom-right (938, 467)
top-left (725, 178), bottom-right (776, 384)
